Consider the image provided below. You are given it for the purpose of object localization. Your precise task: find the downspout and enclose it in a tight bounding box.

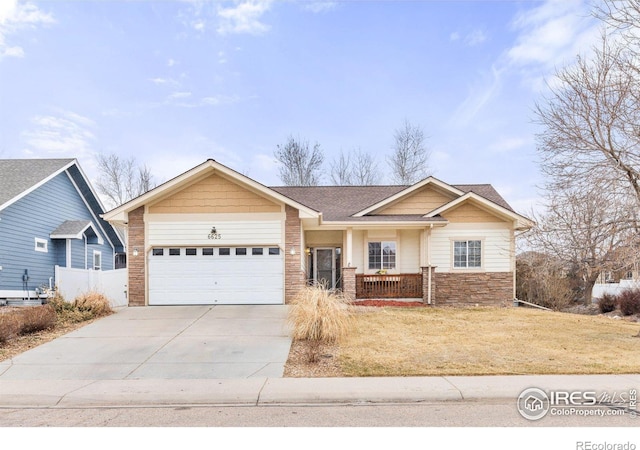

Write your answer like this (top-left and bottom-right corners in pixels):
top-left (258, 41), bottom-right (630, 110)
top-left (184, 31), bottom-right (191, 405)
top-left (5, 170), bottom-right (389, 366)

top-left (427, 224), bottom-right (433, 305)
top-left (84, 234), bottom-right (88, 270)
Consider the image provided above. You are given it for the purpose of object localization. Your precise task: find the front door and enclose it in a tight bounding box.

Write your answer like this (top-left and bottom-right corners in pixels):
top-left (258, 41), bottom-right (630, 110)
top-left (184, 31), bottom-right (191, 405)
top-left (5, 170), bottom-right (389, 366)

top-left (314, 248), bottom-right (336, 289)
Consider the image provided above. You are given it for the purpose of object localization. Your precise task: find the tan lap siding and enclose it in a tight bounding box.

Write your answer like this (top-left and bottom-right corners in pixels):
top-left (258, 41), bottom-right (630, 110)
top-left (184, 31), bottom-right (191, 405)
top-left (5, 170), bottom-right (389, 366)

top-left (148, 172), bottom-right (281, 214)
top-left (430, 223), bottom-right (512, 272)
top-left (378, 186), bottom-right (457, 215)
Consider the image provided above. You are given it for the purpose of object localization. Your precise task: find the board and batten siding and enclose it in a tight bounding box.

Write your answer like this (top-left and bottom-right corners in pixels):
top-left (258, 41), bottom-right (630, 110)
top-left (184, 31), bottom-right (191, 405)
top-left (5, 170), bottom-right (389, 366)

top-left (0, 172), bottom-right (114, 292)
top-left (146, 213), bottom-right (284, 247)
top-left (430, 223), bottom-right (513, 272)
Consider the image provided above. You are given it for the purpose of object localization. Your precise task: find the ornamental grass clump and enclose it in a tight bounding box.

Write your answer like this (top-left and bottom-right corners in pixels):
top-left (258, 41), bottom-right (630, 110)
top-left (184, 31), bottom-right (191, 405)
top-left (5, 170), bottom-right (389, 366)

top-left (73, 291), bottom-right (113, 319)
top-left (288, 285), bottom-right (353, 363)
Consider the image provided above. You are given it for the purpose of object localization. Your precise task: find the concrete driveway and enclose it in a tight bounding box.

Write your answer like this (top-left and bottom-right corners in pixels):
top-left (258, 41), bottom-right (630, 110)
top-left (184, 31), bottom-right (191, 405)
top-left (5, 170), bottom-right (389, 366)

top-left (0, 305), bottom-right (292, 380)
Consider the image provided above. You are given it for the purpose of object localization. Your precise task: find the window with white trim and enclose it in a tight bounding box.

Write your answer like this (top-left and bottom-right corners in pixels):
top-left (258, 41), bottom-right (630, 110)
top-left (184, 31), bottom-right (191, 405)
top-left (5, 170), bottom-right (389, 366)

top-left (368, 241), bottom-right (396, 270)
top-left (453, 240), bottom-right (482, 268)
top-left (93, 250), bottom-right (102, 271)
top-left (35, 238), bottom-right (48, 253)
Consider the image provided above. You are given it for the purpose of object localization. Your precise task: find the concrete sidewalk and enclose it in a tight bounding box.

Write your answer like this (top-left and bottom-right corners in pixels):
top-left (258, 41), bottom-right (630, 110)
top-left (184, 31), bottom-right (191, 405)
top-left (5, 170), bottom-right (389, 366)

top-left (1, 374), bottom-right (639, 408)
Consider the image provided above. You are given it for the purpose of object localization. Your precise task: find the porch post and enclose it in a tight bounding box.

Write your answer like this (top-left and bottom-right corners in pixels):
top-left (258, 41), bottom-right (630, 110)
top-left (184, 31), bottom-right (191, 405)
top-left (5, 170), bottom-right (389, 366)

top-left (342, 267), bottom-right (357, 301)
top-left (345, 227), bottom-right (353, 268)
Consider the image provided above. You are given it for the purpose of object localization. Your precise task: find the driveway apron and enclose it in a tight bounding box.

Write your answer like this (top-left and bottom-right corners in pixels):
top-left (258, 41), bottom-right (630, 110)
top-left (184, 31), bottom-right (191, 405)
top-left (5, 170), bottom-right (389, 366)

top-left (0, 305), bottom-right (292, 380)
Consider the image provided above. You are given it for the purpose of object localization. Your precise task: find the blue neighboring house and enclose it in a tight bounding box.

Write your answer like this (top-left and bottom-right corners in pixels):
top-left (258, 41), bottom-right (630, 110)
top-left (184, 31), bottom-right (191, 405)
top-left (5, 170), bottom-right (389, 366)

top-left (0, 158), bottom-right (125, 302)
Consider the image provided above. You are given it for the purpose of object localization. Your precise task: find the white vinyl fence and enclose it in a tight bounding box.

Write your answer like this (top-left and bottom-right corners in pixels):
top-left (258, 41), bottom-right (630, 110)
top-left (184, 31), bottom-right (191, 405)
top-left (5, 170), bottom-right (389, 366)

top-left (54, 266), bottom-right (128, 307)
top-left (592, 279), bottom-right (640, 301)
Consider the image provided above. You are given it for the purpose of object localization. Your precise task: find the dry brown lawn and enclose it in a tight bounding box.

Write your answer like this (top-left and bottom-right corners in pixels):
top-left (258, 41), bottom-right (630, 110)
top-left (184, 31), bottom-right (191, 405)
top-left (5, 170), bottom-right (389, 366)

top-left (287, 307), bottom-right (640, 377)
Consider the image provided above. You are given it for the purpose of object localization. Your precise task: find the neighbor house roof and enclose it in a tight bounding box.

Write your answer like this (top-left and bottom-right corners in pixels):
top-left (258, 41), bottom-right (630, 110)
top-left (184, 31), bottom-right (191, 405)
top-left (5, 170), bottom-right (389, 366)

top-left (0, 158), bottom-right (75, 209)
top-left (0, 158), bottom-right (124, 252)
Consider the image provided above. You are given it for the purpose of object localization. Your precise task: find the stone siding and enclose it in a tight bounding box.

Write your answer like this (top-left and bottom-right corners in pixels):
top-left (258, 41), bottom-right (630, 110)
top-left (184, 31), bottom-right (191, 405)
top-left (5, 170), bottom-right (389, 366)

top-left (433, 272), bottom-right (513, 306)
top-left (127, 206), bottom-right (146, 306)
top-left (284, 205), bottom-right (304, 304)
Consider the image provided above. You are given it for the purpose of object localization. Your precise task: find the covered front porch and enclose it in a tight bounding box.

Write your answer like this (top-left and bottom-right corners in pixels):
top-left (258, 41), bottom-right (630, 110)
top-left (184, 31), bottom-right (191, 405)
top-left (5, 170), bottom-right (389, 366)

top-left (301, 228), bottom-right (436, 302)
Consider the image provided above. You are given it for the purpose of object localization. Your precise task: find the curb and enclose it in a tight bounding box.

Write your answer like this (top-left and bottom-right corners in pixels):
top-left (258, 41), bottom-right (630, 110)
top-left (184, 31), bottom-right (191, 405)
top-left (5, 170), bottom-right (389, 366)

top-left (1, 375), bottom-right (639, 408)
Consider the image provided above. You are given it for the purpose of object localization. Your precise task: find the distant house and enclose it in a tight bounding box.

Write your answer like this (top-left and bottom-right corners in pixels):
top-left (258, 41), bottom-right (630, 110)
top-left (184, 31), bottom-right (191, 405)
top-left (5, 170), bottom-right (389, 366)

top-left (0, 159), bottom-right (125, 303)
top-left (103, 159), bottom-right (533, 307)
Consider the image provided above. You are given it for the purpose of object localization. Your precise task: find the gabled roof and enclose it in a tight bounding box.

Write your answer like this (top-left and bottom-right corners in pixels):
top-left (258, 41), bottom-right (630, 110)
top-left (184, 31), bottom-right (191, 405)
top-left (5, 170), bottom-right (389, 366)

top-left (273, 182), bottom-right (518, 223)
top-left (103, 159), bottom-right (320, 222)
top-left (352, 177), bottom-right (466, 217)
top-left (50, 220), bottom-right (103, 244)
top-left (0, 158), bottom-right (124, 252)
top-left (424, 192), bottom-right (534, 230)
top-left (0, 159), bottom-right (75, 210)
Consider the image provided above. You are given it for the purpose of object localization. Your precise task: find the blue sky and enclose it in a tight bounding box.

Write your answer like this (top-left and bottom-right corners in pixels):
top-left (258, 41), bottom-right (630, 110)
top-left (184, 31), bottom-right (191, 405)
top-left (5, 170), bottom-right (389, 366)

top-left (0, 0), bottom-right (603, 213)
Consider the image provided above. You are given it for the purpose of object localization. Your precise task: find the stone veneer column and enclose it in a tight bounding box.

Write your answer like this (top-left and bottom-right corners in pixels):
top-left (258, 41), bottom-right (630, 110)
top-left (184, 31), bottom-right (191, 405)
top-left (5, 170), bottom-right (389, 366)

top-left (342, 267), bottom-right (357, 301)
top-left (421, 266), bottom-right (436, 305)
top-left (127, 206), bottom-right (146, 306)
top-left (284, 205), bottom-right (305, 304)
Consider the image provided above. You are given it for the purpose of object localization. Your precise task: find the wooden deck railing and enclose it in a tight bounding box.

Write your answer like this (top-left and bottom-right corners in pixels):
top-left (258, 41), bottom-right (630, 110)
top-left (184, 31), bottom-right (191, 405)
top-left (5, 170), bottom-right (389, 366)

top-left (355, 273), bottom-right (423, 299)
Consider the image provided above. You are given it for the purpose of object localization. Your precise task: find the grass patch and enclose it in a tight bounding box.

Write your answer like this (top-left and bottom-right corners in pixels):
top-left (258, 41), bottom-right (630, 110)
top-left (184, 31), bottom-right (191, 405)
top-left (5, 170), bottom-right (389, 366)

top-left (337, 307), bottom-right (640, 376)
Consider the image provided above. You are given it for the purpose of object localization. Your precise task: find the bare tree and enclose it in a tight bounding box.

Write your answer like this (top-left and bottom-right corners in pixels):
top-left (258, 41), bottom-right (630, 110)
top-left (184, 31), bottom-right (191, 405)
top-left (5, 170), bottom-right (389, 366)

top-left (525, 181), bottom-right (639, 305)
top-left (351, 150), bottom-right (379, 185)
top-left (516, 251), bottom-right (574, 310)
top-left (388, 119), bottom-right (430, 185)
top-left (330, 148), bottom-right (380, 185)
top-left (330, 151), bottom-right (353, 185)
top-left (534, 32), bottom-right (640, 206)
top-left (274, 136), bottom-right (324, 186)
top-left (595, 0), bottom-right (640, 50)
top-left (96, 153), bottom-right (156, 209)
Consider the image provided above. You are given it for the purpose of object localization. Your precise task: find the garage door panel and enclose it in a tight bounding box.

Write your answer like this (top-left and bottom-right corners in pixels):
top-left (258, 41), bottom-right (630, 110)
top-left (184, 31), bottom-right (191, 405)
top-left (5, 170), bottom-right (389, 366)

top-left (148, 247), bottom-right (283, 305)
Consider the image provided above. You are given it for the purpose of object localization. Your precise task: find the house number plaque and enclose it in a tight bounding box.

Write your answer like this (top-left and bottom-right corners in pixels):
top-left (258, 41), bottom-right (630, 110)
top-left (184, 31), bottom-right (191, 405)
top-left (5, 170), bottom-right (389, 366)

top-left (207, 227), bottom-right (222, 240)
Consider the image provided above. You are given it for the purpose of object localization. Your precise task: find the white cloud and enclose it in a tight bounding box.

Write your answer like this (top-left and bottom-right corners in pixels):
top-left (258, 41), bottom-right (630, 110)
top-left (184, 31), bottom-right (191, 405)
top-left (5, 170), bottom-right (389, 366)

top-left (449, 65), bottom-right (503, 127)
top-left (507, 0), bottom-right (600, 71)
top-left (465, 29), bottom-right (487, 47)
top-left (303, 2), bottom-right (338, 14)
top-left (167, 58), bottom-right (177, 67)
top-left (0, 0), bottom-right (54, 59)
top-left (168, 91), bottom-right (192, 99)
top-left (450, 29), bottom-right (488, 47)
top-left (149, 77), bottom-right (179, 86)
top-left (216, 0), bottom-right (273, 35)
top-left (22, 110), bottom-right (96, 160)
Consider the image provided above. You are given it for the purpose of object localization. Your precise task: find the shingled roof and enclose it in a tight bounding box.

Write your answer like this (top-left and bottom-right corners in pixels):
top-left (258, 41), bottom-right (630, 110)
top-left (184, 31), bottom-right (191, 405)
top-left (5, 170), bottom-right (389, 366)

top-left (271, 183), bottom-right (514, 222)
top-left (0, 159), bottom-right (75, 208)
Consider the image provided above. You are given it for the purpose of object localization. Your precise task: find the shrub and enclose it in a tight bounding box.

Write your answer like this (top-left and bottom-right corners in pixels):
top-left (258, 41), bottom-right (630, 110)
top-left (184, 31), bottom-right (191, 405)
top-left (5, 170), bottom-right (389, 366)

top-left (19, 305), bottom-right (57, 334)
top-left (0, 313), bottom-right (21, 344)
top-left (598, 293), bottom-right (618, 314)
top-left (73, 291), bottom-right (113, 318)
top-left (618, 288), bottom-right (640, 316)
top-left (288, 285), bottom-right (352, 363)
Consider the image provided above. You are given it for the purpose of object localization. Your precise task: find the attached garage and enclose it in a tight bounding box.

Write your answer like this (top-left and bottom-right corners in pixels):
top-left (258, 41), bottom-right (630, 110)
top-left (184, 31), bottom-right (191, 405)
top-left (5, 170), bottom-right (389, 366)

top-left (102, 160), bottom-right (318, 307)
top-left (148, 246), bottom-right (283, 305)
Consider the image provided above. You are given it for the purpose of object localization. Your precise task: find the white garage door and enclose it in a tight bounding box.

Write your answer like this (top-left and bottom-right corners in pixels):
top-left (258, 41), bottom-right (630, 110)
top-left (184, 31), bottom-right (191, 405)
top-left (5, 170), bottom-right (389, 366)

top-left (148, 246), bottom-right (284, 305)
